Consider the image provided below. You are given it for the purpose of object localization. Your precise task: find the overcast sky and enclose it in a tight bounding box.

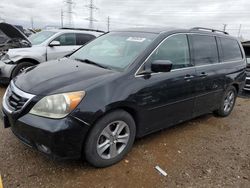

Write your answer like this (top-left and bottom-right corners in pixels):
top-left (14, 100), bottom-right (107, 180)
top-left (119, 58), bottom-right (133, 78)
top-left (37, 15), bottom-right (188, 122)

top-left (1, 0), bottom-right (250, 39)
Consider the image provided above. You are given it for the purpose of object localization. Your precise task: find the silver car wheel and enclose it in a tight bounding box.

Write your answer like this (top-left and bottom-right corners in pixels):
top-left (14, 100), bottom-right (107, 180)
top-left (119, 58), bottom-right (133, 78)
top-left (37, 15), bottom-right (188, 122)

top-left (223, 91), bottom-right (235, 113)
top-left (97, 121), bottom-right (130, 159)
top-left (18, 67), bottom-right (28, 74)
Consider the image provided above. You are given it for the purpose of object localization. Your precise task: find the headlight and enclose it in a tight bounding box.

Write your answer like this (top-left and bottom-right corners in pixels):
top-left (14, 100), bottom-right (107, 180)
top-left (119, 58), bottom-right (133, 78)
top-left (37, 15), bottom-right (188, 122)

top-left (29, 91), bottom-right (85, 119)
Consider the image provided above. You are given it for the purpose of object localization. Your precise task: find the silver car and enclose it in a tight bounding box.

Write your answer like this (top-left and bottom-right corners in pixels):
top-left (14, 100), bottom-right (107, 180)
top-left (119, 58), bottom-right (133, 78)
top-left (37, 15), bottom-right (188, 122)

top-left (0, 27), bottom-right (104, 83)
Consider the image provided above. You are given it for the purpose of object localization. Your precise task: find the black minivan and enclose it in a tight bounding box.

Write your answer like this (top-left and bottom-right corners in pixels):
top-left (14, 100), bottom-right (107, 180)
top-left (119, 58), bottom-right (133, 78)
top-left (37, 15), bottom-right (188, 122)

top-left (2, 27), bottom-right (246, 167)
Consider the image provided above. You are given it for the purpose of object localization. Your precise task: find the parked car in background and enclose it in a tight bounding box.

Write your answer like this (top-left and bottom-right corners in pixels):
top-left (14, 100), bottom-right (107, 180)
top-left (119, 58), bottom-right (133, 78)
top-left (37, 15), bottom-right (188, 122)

top-left (0, 32), bottom-right (8, 56)
top-left (0, 30), bottom-right (8, 44)
top-left (23, 28), bottom-right (36, 37)
top-left (0, 22), bottom-right (31, 55)
top-left (2, 27), bottom-right (246, 167)
top-left (0, 27), bottom-right (104, 83)
top-left (14, 25), bottom-right (36, 37)
top-left (242, 41), bottom-right (250, 91)
top-left (14, 25), bottom-right (25, 35)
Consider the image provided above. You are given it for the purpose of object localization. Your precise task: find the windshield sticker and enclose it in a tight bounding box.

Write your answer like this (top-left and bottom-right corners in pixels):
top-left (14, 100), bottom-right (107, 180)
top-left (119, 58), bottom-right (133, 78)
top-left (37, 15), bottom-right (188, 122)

top-left (127, 37), bottom-right (146, 42)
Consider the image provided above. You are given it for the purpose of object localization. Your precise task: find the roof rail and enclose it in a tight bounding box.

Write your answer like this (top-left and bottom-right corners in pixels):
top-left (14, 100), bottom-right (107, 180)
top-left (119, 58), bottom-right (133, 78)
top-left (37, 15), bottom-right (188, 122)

top-left (60, 27), bottom-right (106, 33)
top-left (190, 27), bottom-right (229, 35)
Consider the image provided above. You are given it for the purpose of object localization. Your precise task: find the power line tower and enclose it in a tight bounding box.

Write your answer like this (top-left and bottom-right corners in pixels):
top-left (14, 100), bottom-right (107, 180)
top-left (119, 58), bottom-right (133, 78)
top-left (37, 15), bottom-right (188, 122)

top-left (85, 0), bottom-right (98, 29)
top-left (65, 0), bottom-right (74, 27)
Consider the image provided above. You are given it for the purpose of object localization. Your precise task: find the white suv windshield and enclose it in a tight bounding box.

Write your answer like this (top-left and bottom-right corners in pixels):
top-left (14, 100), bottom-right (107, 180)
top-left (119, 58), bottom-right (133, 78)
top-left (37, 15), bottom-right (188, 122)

top-left (29, 31), bottom-right (56, 45)
top-left (70, 32), bottom-right (157, 71)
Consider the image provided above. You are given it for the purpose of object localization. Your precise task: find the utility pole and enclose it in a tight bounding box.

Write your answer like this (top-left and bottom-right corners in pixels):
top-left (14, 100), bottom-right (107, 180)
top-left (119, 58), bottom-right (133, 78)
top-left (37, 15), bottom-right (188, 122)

top-left (85, 0), bottom-right (98, 29)
top-left (31, 17), bottom-right (34, 29)
top-left (61, 9), bottom-right (64, 28)
top-left (223, 24), bottom-right (227, 32)
top-left (238, 24), bottom-right (242, 38)
top-left (65, 0), bottom-right (74, 27)
top-left (107, 16), bottom-right (110, 32)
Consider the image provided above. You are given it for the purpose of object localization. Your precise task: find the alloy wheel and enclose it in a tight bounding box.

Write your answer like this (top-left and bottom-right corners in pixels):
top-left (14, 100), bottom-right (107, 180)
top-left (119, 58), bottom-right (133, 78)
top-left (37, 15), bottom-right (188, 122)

top-left (97, 121), bottom-right (130, 159)
top-left (223, 90), bottom-right (235, 113)
top-left (18, 66), bottom-right (28, 74)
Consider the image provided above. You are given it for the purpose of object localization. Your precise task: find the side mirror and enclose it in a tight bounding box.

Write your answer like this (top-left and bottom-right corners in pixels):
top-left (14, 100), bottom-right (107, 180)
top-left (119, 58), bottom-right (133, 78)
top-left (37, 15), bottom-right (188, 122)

top-left (49, 41), bottom-right (60, 47)
top-left (151, 60), bottom-right (173, 73)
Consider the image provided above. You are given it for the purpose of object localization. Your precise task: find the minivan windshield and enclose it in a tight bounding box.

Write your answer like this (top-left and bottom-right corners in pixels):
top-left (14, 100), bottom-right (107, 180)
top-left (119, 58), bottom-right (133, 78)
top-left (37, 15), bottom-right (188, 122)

top-left (70, 32), bottom-right (157, 71)
top-left (29, 31), bottom-right (56, 45)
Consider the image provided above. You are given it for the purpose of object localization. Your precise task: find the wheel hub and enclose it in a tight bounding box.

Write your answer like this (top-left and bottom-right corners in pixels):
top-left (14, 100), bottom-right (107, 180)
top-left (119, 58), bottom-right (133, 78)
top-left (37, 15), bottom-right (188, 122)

top-left (223, 91), bottom-right (235, 113)
top-left (96, 121), bottom-right (130, 159)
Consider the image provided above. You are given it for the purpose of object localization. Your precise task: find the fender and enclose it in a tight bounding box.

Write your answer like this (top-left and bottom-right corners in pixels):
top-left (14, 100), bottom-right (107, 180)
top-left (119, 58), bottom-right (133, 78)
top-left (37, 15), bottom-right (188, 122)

top-left (7, 47), bottom-right (46, 64)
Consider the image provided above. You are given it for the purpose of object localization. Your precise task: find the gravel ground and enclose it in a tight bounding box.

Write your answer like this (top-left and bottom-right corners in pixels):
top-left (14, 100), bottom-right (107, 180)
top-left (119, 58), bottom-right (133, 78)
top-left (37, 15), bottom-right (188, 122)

top-left (0, 86), bottom-right (249, 188)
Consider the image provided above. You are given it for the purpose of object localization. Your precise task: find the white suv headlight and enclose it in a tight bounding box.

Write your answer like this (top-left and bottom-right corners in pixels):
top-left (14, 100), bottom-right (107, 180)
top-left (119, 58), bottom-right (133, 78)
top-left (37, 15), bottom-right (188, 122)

top-left (29, 91), bottom-right (85, 119)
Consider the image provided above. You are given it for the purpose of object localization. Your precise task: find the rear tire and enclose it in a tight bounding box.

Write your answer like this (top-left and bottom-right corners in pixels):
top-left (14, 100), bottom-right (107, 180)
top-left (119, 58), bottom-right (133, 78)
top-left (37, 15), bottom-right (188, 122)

top-left (84, 110), bottom-right (136, 168)
top-left (214, 86), bottom-right (237, 117)
top-left (11, 61), bottom-right (34, 78)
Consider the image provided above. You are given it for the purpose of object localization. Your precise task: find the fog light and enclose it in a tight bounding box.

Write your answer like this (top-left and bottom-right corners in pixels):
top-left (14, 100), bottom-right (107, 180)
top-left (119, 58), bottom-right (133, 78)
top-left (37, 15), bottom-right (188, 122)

top-left (37, 144), bottom-right (51, 154)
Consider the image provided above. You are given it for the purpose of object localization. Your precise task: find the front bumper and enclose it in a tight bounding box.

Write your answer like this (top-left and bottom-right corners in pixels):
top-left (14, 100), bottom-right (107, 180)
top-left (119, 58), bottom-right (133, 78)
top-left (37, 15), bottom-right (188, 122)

top-left (244, 70), bottom-right (250, 91)
top-left (2, 109), bottom-right (90, 160)
top-left (2, 82), bottom-right (91, 159)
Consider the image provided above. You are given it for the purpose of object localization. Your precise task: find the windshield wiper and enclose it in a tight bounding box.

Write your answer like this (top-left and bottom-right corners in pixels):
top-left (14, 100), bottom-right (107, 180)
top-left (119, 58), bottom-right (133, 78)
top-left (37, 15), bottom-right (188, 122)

top-left (74, 58), bottom-right (111, 70)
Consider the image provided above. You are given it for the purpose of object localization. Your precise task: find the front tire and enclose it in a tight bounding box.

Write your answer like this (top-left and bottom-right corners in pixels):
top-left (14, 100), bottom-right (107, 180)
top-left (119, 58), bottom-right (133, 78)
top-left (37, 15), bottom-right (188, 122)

top-left (214, 86), bottom-right (237, 117)
top-left (11, 61), bottom-right (34, 78)
top-left (84, 110), bottom-right (136, 168)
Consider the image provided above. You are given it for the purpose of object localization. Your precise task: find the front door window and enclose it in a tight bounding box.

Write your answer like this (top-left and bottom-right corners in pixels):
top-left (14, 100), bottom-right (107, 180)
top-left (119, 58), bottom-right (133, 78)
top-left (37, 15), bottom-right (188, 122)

top-left (149, 34), bottom-right (192, 70)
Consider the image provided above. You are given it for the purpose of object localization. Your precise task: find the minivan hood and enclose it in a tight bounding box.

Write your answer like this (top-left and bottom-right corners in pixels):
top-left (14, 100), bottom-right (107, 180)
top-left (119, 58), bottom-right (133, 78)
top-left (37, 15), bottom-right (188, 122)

top-left (0, 22), bottom-right (31, 45)
top-left (14, 58), bottom-right (117, 95)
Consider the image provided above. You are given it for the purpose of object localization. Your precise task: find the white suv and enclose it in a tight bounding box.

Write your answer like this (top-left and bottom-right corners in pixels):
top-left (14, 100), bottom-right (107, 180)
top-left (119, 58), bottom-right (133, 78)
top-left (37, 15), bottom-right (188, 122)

top-left (0, 28), bottom-right (104, 83)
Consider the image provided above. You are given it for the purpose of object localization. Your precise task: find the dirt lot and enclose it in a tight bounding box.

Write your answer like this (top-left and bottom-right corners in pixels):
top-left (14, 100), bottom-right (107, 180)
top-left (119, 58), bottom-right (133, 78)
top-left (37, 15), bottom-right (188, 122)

top-left (0, 86), bottom-right (249, 188)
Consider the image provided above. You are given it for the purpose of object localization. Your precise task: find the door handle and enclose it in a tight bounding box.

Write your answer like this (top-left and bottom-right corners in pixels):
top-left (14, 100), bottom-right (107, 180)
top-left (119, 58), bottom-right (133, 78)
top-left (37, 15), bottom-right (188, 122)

top-left (184, 74), bottom-right (194, 80)
top-left (199, 72), bottom-right (208, 78)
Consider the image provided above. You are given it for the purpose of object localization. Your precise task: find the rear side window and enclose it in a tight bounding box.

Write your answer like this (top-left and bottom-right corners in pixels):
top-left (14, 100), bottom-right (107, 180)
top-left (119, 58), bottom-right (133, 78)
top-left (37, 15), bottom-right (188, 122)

top-left (220, 38), bottom-right (242, 61)
top-left (190, 35), bottom-right (219, 66)
top-left (76, 34), bottom-right (96, 45)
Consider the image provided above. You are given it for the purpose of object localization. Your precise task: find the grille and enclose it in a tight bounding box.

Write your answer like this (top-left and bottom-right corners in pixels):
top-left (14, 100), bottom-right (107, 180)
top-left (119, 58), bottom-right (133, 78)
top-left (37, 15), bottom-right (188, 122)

top-left (245, 79), bottom-right (250, 85)
top-left (7, 89), bottom-right (28, 111)
top-left (244, 77), bottom-right (250, 90)
top-left (3, 81), bottom-right (35, 113)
